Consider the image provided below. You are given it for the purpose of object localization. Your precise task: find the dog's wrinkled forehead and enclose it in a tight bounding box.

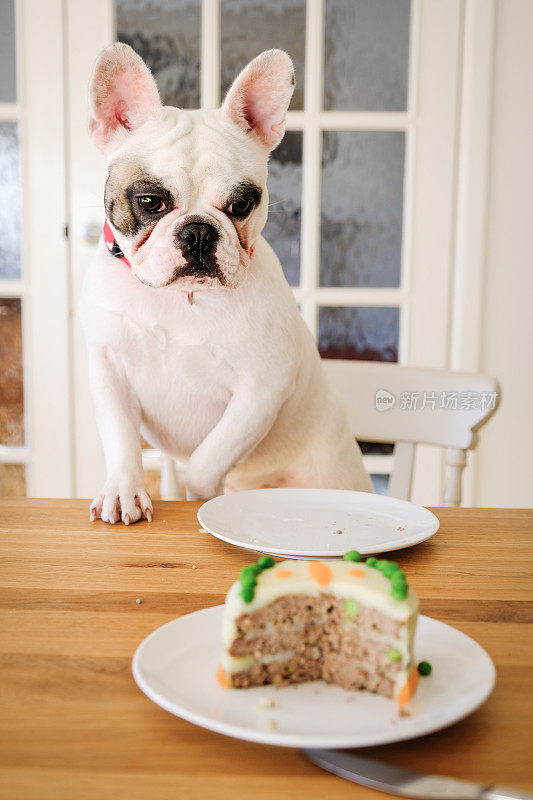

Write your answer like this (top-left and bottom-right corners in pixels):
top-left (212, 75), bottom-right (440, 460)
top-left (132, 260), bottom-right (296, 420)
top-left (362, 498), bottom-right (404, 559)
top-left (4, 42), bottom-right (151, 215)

top-left (104, 107), bottom-right (267, 236)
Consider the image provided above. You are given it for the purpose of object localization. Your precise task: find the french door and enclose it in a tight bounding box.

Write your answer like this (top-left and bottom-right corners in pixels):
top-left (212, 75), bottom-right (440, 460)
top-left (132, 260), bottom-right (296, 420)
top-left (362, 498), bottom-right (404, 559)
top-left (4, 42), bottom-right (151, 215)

top-left (2, 0), bottom-right (490, 504)
top-left (0, 0), bottom-right (71, 497)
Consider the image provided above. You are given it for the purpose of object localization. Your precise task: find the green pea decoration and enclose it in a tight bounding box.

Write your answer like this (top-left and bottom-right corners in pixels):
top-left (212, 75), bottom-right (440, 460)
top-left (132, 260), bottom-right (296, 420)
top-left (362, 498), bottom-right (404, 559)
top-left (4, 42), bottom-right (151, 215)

top-left (391, 571), bottom-right (407, 586)
top-left (418, 660), bottom-right (432, 676)
top-left (366, 557), bottom-right (378, 568)
top-left (391, 580), bottom-right (408, 600)
top-left (386, 647), bottom-right (402, 662)
top-left (344, 598), bottom-right (360, 620)
top-left (239, 555), bottom-right (278, 603)
top-left (382, 562), bottom-right (401, 578)
top-left (390, 571), bottom-right (408, 599)
top-left (240, 583), bottom-right (255, 603)
top-left (240, 565), bottom-right (259, 583)
top-left (240, 576), bottom-right (257, 593)
top-left (343, 550), bottom-right (362, 562)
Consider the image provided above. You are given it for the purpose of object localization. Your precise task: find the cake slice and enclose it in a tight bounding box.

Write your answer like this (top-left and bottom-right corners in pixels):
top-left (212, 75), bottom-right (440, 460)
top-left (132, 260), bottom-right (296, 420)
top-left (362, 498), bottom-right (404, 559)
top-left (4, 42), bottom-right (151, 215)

top-left (218, 551), bottom-right (419, 706)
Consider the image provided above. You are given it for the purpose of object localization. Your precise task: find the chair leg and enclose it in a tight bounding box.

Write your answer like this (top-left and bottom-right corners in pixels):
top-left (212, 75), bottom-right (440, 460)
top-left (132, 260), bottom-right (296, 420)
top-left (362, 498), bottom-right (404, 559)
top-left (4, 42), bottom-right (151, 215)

top-left (160, 457), bottom-right (182, 501)
top-left (444, 448), bottom-right (467, 506)
top-left (388, 442), bottom-right (415, 501)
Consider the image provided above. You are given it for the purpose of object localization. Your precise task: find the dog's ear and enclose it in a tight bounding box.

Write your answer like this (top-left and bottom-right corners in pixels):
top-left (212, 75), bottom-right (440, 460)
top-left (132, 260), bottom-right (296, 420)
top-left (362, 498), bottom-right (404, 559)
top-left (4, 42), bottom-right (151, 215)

top-left (221, 49), bottom-right (295, 151)
top-left (88, 42), bottom-right (161, 153)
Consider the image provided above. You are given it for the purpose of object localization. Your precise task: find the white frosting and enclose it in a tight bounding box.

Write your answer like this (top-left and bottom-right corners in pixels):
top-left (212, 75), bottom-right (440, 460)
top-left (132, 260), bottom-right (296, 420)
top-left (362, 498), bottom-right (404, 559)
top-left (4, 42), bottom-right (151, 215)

top-left (222, 559), bottom-right (417, 647)
top-left (221, 558), bottom-right (419, 697)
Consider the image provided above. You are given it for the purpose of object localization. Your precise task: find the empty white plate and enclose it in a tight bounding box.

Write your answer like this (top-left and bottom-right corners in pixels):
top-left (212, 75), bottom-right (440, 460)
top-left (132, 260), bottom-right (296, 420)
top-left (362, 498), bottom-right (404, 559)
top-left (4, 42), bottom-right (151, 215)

top-left (132, 605), bottom-right (495, 749)
top-left (197, 489), bottom-right (439, 558)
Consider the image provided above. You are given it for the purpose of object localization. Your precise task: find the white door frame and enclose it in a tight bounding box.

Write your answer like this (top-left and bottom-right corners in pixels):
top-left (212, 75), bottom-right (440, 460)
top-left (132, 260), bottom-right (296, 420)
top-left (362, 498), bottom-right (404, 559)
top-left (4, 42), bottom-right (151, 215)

top-left (449, 0), bottom-right (497, 505)
top-left (66, 0), bottom-right (115, 499)
top-left (63, 0), bottom-right (495, 505)
top-left (0, 0), bottom-right (72, 497)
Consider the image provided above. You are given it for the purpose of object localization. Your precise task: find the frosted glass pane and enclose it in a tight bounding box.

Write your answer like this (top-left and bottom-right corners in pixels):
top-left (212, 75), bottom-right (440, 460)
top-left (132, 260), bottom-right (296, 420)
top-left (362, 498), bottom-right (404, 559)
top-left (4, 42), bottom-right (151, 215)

top-left (0, 0), bottom-right (16, 102)
top-left (263, 132), bottom-right (302, 286)
top-left (370, 473), bottom-right (390, 495)
top-left (0, 123), bottom-right (22, 279)
top-left (318, 306), bottom-right (399, 361)
top-left (116, 0), bottom-right (201, 108)
top-left (0, 298), bottom-right (24, 446)
top-left (320, 131), bottom-right (404, 288)
top-left (324, 0), bottom-right (410, 111)
top-left (0, 464), bottom-right (26, 497)
top-left (221, 0), bottom-right (305, 110)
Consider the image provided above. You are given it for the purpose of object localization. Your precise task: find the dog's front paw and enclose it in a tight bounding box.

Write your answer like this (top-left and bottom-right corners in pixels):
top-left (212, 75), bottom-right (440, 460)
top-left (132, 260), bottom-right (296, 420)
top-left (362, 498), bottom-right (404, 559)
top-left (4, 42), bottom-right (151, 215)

top-left (90, 481), bottom-right (153, 525)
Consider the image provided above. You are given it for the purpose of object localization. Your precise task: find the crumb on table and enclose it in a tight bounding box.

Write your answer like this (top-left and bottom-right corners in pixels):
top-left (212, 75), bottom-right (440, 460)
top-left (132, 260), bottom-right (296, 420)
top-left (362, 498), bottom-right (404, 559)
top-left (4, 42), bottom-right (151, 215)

top-left (135, 598), bottom-right (142, 605)
top-left (192, 563), bottom-right (198, 570)
top-left (334, 529), bottom-right (344, 535)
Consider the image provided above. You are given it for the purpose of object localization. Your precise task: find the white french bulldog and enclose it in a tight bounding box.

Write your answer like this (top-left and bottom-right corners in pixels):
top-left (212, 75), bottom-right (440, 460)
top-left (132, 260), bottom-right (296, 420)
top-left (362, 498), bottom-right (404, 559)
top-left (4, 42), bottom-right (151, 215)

top-left (81, 43), bottom-right (372, 524)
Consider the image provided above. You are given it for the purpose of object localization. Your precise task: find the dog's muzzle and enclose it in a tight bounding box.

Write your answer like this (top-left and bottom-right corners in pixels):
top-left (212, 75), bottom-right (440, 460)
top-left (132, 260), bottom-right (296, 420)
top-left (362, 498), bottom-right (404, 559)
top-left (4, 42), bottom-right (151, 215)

top-left (173, 220), bottom-right (222, 280)
top-left (176, 222), bottom-right (217, 257)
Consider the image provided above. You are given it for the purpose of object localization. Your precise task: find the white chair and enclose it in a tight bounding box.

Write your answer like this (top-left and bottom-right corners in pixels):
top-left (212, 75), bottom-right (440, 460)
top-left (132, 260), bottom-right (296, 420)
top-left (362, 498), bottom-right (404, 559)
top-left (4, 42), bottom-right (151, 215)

top-left (143, 360), bottom-right (500, 506)
top-left (323, 359), bottom-right (500, 505)
top-left (142, 447), bottom-right (184, 501)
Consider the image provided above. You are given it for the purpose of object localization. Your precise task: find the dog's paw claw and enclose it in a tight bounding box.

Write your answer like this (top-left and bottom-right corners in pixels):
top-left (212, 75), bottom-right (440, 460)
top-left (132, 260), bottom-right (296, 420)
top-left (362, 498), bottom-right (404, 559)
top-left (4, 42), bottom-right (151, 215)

top-left (135, 491), bottom-right (153, 523)
top-left (91, 485), bottom-right (152, 526)
top-left (89, 497), bottom-right (103, 522)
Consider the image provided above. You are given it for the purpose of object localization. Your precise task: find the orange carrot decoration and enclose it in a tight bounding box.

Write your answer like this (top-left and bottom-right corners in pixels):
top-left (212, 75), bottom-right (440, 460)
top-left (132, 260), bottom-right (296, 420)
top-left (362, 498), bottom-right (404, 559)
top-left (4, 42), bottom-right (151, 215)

top-left (309, 561), bottom-right (333, 587)
top-left (398, 666), bottom-right (419, 707)
top-left (216, 665), bottom-right (231, 689)
top-left (349, 568), bottom-right (365, 578)
top-left (276, 569), bottom-right (293, 579)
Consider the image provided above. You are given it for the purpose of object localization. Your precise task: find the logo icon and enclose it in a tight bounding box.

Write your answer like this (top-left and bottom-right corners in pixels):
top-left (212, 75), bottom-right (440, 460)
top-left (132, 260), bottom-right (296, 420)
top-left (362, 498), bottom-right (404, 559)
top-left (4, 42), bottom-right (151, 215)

top-left (375, 389), bottom-right (396, 412)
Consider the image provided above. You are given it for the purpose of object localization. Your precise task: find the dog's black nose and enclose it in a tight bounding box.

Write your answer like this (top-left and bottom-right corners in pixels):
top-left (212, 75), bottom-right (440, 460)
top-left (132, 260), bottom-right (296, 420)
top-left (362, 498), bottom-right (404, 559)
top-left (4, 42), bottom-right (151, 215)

top-left (177, 222), bottom-right (218, 255)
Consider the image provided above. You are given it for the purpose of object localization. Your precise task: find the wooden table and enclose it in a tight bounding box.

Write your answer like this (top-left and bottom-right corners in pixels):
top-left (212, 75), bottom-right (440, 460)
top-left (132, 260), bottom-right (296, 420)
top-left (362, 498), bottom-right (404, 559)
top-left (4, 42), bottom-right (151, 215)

top-left (0, 501), bottom-right (531, 800)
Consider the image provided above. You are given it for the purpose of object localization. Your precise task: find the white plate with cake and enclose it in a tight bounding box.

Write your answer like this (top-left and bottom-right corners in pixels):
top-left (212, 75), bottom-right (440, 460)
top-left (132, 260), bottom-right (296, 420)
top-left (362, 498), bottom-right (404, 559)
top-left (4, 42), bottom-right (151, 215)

top-left (197, 488), bottom-right (439, 558)
top-left (132, 552), bottom-right (495, 748)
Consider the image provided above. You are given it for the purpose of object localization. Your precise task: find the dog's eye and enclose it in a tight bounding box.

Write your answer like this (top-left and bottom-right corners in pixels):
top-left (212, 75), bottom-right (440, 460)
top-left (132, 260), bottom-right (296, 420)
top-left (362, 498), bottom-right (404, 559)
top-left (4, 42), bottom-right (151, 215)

top-left (226, 197), bottom-right (253, 218)
top-left (137, 195), bottom-right (167, 213)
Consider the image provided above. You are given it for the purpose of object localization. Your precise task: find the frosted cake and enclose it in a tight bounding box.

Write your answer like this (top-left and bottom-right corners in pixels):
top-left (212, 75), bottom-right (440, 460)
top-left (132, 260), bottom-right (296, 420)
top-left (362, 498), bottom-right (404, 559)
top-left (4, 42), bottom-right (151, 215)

top-left (218, 552), bottom-right (420, 706)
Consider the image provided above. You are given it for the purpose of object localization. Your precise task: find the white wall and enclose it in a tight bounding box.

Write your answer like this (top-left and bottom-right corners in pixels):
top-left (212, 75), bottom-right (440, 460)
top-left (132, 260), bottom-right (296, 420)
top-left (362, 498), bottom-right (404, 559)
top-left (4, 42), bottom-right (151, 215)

top-left (475, 0), bottom-right (533, 507)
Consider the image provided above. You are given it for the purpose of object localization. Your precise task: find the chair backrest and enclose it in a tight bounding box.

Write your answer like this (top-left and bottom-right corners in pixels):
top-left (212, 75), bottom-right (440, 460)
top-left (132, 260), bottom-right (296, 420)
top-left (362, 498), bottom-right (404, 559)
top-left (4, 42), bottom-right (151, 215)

top-left (322, 359), bottom-right (500, 504)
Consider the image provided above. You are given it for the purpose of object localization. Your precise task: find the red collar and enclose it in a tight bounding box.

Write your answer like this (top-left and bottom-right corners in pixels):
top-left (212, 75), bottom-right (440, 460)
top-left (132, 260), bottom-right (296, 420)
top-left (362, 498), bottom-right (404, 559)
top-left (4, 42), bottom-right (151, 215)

top-left (103, 220), bottom-right (131, 268)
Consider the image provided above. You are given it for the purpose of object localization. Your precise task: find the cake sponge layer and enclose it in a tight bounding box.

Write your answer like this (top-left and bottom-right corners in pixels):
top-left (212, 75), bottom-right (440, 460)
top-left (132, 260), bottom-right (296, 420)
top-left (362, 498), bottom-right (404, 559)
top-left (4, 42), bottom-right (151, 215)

top-left (220, 557), bottom-right (418, 702)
